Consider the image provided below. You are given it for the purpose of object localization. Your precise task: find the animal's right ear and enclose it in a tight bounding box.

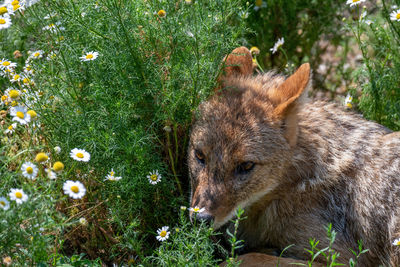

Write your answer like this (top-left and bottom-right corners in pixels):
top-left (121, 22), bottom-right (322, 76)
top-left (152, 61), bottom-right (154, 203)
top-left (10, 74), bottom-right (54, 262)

top-left (216, 47), bottom-right (253, 92)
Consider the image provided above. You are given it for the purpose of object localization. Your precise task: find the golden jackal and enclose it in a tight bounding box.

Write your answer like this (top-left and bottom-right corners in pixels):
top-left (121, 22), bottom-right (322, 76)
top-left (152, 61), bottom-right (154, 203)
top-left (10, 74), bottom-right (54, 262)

top-left (188, 47), bottom-right (400, 266)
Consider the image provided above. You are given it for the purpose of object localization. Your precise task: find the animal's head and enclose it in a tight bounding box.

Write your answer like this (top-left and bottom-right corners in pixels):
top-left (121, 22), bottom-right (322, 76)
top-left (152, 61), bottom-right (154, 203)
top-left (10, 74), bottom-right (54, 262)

top-left (188, 47), bottom-right (311, 228)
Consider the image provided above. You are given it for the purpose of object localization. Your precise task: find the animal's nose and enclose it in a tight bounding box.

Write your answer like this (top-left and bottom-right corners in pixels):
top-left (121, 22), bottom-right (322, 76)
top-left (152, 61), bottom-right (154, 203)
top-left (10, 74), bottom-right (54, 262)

top-left (193, 211), bottom-right (214, 224)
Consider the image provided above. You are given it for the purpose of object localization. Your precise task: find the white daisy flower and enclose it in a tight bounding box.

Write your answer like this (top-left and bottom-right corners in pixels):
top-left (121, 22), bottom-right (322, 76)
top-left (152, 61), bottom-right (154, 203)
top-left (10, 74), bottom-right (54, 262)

top-left (4, 123), bottom-right (17, 134)
top-left (0, 197), bottom-right (10, 210)
top-left (42, 22), bottom-right (64, 32)
top-left (29, 50), bottom-right (44, 60)
top-left (147, 170), bottom-right (161, 184)
top-left (45, 169), bottom-right (57, 179)
top-left (10, 105), bottom-right (31, 125)
top-left (105, 168), bottom-right (122, 181)
top-left (393, 238), bottom-right (400, 246)
top-left (7, 0), bottom-right (25, 12)
top-left (345, 94), bottom-right (353, 108)
top-left (346, 0), bottom-right (366, 7)
top-left (254, 0), bottom-right (267, 11)
top-left (80, 51), bottom-right (99, 62)
top-left (0, 58), bottom-right (17, 70)
top-left (270, 37), bottom-right (284, 54)
top-left (63, 180), bottom-right (86, 199)
top-left (156, 226), bottom-right (170, 241)
top-left (9, 73), bottom-right (22, 83)
top-left (189, 206), bottom-right (205, 213)
top-left (390, 9), bottom-right (400, 21)
top-left (5, 88), bottom-right (21, 100)
top-left (365, 19), bottom-right (373, 25)
top-left (0, 4), bottom-right (13, 17)
top-left (79, 217), bottom-right (88, 226)
top-left (23, 64), bottom-right (34, 75)
top-left (70, 148), bottom-right (91, 162)
top-left (21, 162), bottom-right (38, 179)
top-left (9, 188), bottom-right (28, 204)
top-left (0, 15), bottom-right (11, 30)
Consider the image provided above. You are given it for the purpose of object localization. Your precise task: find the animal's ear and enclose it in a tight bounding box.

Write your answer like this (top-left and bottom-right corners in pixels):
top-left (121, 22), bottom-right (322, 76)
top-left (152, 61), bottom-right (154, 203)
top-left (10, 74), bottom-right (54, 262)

top-left (217, 47), bottom-right (253, 88)
top-left (268, 63), bottom-right (311, 117)
top-left (267, 63), bottom-right (311, 147)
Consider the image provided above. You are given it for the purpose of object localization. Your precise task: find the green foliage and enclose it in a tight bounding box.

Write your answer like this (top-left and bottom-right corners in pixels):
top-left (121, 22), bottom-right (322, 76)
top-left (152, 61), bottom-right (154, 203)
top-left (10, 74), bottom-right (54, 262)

top-left (347, 1), bottom-right (400, 130)
top-left (242, 0), bottom-right (347, 74)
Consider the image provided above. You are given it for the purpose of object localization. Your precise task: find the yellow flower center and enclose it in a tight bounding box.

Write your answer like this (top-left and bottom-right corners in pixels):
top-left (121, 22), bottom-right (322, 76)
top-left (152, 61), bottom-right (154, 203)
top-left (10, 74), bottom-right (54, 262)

top-left (8, 125), bottom-right (13, 130)
top-left (48, 23), bottom-right (55, 27)
top-left (85, 54), bottom-right (94, 59)
top-left (110, 171), bottom-right (115, 176)
top-left (397, 13), bottom-right (400, 20)
top-left (11, 0), bottom-right (19, 5)
top-left (11, 101), bottom-right (17, 107)
top-left (0, 201), bottom-right (5, 207)
top-left (15, 192), bottom-right (22, 199)
top-left (396, 241), bottom-right (400, 246)
top-left (34, 52), bottom-right (40, 57)
top-left (157, 10), bottom-right (166, 17)
top-left (53, 161), bottom-right (64, 172)
top-left (193, 207), bottom-right (200, 212)
top-left (13, 74), bottom-right (20, 80)
top-left (2, 61), bottom-right (10, 66)
top-left (352, 0), bottom-right (360, 2)
top-left (27, 110), bottom-right (37, 118)
top-left (23, 77), bottom-right (30, 84)
top-left (16, 111), bottom-right (24, 119)
top-left (71, 185), bottom-right (79, 193)
top-left (0, 19), bottom-right (5, 25)
top-left (150, 174), bottom-right (158, 181)
top-left (76, 152), bottom-right (84, 158)
top-left (255, 0), bottom-right (262, 7)
top-left (9, 90), bottom-right (19, 99)
top-left (26, 166), bottom-right (34, 174)
top-left (160, 230), bottom-right (167, 237)
top-left (1, 95), bottom-right (7, 101)
top-left (0, 7), bottom-right (7, 15)
top-left (35, 152), bottom-right (48, 163)
top-left (12, 4), bottom-right (20, 11)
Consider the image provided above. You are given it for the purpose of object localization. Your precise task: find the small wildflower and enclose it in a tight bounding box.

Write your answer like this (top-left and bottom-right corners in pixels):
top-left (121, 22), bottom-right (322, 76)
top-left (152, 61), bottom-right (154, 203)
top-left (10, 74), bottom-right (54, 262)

top-left (70, 148), bottom-right (90, 162)
top-left (29, 50), bottom-right (44, 59)
top-left (345, 94), bottom-right (353, 108)
top-left (0, 16), bottom-right (12, 30)
top-left (53, 161), bottom-right (64, 172)
top-left (393, 238), bottom-right (400, 246)
top-left (2, 256), bottom-right (12, 266)
top-left (175, 227), bottom-right (180, 232)
top-left (180, 206), bottom-right (187, 211)
top-left (254, 0), bottom-right (267, 11)
top-left (147, 170), bottom-right (161, 184)
top-left (0, 58), bottom-right (17, 70)
top-left (27, 110), bottom-right (37, 120)
top-left (10, 105), bottom-right (30, 125)
top-left (80, 51), bottom-right (99, 62)
top-left (10, 73), bottom-right (21, 83)
top-left (250, 46), bottom-right (260, 55)
top-left (105, 168), bottom-right (122, 181)
top-left (45, 169), bottom-right (57, 179)
top-left (0, 197), bottom-right (10, 210)
top-left (79, 217), bottom-right (88, 226)
top-left (270, 37), bottom-right (284, 54)
top-left (54, 146), bottom-right (61, 154)
top-left (4, 123), bottom-right (17, 134)
top-left (35, 152), bottom-right (49, 163)
top-left (390, 9), bottom-right (400, 21)
top-left (8, 89), bottom-right (20, 99)
top-left (157, 9), bottom-right (166, 18)
top-left (63, 180), bottom-right (86, 199)
top-left (156, 226), bottom-right (170, 241)
top-left (42, 22), bottom-right (64, 32)
top-left (21, 162), bottom-right (38, 179)
top-left (189, 206), bottom-right (205, 213)
top-left (9, 188), bottom-right (28, 204)
top-left (346, 0), bottom-right (366, 7)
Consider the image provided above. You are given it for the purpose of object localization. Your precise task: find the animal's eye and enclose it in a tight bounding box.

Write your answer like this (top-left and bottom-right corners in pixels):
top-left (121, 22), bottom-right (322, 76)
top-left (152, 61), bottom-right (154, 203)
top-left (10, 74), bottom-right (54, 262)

top-left (235, 161), bottom-right (255, 175)
top-left (195, 150), bottom-right (205, 164)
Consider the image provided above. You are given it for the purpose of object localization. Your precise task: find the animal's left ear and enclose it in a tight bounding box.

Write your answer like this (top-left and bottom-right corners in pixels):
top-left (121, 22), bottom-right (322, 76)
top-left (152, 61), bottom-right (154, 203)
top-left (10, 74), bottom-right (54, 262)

top-left (267, 63), bottom-right (311, 146)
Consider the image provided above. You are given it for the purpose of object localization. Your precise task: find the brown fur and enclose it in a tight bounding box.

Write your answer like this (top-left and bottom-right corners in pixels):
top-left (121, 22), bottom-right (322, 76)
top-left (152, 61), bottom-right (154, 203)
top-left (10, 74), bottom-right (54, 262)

top-left (188, 47), bottom-right (400, 266)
